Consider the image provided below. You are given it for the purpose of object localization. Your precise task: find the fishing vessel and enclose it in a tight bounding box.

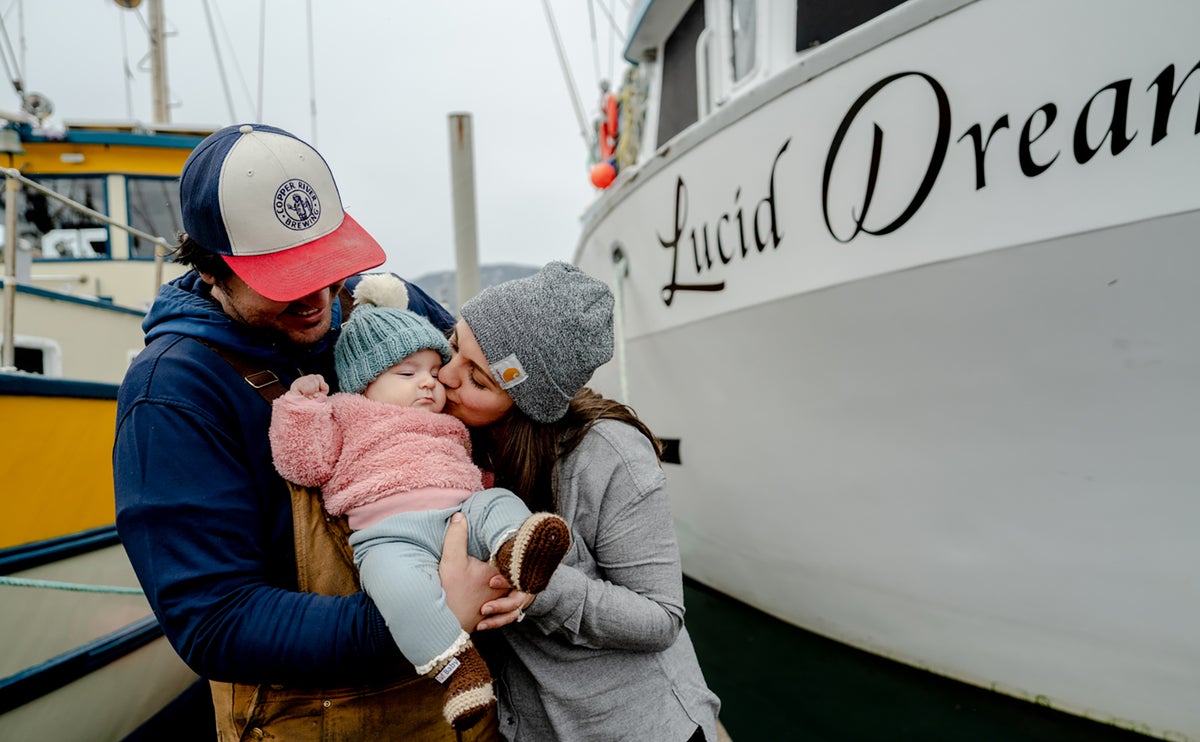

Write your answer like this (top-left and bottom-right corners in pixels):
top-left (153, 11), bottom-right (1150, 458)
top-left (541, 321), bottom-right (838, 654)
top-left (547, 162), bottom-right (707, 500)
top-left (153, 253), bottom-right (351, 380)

top-left (0, 116), bottom-right (207, 383)
top-left (0, 112), bottom-right (208, 742)
top-left (0, 374), bottom-right (201, 740)
top-left (571, 1), bottom-right (1200, 739)
top-left (0, 2), bottom-right (215, 737)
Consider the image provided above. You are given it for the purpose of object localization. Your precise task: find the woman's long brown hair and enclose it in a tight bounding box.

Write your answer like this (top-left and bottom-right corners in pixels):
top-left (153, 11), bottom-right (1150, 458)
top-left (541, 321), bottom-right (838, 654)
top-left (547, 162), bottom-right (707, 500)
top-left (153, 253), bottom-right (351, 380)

top-left (470, 388), bottom-right (662, 513)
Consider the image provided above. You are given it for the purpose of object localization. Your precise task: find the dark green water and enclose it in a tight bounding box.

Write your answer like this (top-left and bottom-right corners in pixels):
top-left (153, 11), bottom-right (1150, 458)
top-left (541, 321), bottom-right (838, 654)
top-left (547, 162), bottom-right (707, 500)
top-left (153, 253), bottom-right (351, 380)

top-left (133, 580), bottom-right (1162, 741)
top-left (683, 579), bottom-right (1158, 742)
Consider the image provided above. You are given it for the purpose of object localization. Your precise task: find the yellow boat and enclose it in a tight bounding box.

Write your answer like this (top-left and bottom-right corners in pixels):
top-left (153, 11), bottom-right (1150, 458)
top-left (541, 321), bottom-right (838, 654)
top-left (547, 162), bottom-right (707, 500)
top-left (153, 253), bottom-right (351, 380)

top-left (0, 374), bottom-right (201, 740)
top-left (1, 110), bottom-right (212, 742)
top-left (1, 118), bottom-right (210, 384)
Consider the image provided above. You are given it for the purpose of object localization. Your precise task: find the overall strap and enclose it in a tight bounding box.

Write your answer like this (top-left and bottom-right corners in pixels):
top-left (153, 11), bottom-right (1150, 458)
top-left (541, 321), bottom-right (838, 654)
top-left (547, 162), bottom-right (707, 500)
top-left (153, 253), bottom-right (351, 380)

top-left (199, 340), bottom-right (287, 403)
top-left (197, 338), bottom-right (359, 589)
top-left (199, 283), bottom-right (356, 404)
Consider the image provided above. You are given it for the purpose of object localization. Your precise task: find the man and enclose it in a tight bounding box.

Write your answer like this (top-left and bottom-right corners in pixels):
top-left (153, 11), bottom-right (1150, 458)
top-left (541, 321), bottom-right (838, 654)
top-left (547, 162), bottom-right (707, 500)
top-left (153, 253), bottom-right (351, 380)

top-left (113, 123), bottom-right (508, 739)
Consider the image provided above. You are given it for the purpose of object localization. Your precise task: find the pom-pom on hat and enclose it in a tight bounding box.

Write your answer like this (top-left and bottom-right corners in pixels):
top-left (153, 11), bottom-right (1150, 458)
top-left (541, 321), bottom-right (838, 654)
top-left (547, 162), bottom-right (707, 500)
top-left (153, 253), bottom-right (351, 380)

top-left (459, 261), bottom-right (614, 423)
top-left (335, 274), bottom-right (452, 395)
top-left (180, 123), bottom-right (386, 302)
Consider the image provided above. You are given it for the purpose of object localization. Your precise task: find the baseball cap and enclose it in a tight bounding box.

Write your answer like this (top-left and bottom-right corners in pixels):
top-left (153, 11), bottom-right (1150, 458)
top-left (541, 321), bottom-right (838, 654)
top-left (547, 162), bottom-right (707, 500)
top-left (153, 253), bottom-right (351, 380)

top-left (180, 123), bottom-right (386, 302)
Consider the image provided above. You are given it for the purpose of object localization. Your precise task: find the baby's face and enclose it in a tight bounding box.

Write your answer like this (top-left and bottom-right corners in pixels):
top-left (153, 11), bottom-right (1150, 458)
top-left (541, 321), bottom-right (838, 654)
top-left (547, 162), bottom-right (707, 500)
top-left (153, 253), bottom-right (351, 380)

top-left (362, 348), bottom-right (447, 412)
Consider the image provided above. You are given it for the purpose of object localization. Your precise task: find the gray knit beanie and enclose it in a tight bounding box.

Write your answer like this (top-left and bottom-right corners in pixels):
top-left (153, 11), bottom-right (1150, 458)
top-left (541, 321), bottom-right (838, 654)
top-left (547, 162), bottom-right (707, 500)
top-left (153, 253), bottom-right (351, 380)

top-left (459, 261), bottom-right (614, 423)
top-left (335, 274), bottom-right (451, 394)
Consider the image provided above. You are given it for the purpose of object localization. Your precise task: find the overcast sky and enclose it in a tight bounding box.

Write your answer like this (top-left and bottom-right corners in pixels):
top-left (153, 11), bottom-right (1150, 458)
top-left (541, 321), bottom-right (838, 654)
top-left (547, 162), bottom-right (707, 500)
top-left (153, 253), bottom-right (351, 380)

top-left (4, 0), bottom-right (631, 280)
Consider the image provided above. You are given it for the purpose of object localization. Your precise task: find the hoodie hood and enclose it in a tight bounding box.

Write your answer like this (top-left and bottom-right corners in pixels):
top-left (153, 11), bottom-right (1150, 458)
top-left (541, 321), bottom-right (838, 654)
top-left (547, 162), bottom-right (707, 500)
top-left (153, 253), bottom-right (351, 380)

top-left (143, 271), bottom-right (342, 366)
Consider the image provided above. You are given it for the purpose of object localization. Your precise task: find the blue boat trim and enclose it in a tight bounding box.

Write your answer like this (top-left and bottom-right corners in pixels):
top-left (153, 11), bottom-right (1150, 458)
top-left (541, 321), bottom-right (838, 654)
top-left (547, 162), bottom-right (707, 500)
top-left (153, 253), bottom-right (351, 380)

top-left (0, 281), bottom-right (145, 315)
top-left (0, 526), bottom-right (121, 576)
top-left (0, 374), bottom-right (120, 400)
top-left (12, 123), bottom-right (206, 150)
top-left (0, 616), bottom-right (163, 715)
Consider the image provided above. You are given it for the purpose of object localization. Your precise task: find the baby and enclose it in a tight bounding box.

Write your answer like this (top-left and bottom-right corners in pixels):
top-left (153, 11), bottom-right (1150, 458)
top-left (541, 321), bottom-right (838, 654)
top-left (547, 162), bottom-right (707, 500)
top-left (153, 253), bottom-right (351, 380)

top-left (268, 274), bottom-right (570, 731)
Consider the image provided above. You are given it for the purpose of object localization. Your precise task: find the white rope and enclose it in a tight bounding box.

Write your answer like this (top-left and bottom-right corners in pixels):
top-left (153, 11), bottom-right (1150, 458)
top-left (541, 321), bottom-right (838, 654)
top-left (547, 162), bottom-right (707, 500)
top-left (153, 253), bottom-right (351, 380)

top-left (0, 575), bottom-right (144, 595)
top-left (1, 168), bottom-right (172, 251)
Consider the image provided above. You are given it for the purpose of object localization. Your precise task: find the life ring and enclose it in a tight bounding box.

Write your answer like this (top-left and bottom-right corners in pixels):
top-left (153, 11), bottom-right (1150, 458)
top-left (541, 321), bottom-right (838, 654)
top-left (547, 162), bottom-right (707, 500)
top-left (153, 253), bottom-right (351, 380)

top-left (599, 92), bottom-right (619, 160)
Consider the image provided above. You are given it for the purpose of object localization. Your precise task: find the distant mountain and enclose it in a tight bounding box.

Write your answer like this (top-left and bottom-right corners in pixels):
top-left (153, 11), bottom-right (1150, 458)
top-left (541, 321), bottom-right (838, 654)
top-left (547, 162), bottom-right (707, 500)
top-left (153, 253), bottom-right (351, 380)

top-left (409, 263), bottom-right (540, 314)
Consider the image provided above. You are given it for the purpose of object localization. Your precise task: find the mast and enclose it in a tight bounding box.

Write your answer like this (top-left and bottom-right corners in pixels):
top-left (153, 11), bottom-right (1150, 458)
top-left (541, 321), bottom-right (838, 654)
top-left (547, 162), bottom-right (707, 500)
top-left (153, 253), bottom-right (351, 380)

top-left (147, 0), bottom-right (169, 123)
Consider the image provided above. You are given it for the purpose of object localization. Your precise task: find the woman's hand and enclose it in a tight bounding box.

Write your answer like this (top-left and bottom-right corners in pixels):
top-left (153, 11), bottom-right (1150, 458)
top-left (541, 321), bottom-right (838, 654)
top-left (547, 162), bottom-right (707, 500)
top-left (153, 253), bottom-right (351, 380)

top-left (478, 582), bottom-right (533, 631)
top-left (439, 513), bottom-right (506, 631)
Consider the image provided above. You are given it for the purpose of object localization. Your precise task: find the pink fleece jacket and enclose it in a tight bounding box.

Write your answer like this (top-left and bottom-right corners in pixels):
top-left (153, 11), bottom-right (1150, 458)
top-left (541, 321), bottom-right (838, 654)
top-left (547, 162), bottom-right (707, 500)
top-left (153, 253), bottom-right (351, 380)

top-left (269, 392), bottom-right (485, 525)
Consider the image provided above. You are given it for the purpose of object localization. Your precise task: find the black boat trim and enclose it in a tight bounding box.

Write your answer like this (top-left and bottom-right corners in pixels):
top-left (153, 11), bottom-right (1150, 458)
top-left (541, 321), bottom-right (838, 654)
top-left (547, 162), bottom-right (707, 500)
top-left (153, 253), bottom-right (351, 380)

top-left (0, 616), bottom-right (164, 715)
top-left (0, 526), bottom-right (121, 576)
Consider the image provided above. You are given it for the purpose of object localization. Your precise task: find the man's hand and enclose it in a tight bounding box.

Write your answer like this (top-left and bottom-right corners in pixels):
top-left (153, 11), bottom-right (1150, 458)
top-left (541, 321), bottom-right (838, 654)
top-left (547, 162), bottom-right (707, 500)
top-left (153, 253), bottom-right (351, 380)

top-left (439, 513), bottom-right (507, 631)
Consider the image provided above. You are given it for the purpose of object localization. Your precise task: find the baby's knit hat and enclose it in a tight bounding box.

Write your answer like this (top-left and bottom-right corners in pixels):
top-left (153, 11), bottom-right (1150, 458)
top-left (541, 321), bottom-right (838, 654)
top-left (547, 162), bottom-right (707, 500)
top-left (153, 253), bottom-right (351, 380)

top-left (335, 274), bottom-right (451, 394)
top-left (459, 261), bottom-right (613, 423)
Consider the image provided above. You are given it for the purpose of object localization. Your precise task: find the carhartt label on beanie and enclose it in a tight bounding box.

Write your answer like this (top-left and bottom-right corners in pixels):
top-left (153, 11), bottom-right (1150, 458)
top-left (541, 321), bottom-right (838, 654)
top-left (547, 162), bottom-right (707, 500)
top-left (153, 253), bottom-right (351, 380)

top-left (460, 262), bottom-right (614, 423)
top-left (489, 354), bottom-right (528, 391)
top-left (335, 274), bottom-right (451, 394)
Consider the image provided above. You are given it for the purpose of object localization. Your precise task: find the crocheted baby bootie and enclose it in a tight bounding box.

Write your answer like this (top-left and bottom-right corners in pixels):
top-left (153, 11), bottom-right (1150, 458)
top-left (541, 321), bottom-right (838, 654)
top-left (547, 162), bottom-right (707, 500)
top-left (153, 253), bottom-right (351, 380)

top-left (433, 641), bottom-right (495, 731)
top-left (493, 512), bottom-right (571, 594)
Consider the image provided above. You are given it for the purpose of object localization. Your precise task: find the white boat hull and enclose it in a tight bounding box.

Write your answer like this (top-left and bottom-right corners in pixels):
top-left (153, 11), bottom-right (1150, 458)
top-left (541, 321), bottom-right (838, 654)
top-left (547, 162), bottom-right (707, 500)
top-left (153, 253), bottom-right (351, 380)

top-left (576, 0), bottom-right (1200, 737)
top-left (0, 542), bottom-right (199, 741)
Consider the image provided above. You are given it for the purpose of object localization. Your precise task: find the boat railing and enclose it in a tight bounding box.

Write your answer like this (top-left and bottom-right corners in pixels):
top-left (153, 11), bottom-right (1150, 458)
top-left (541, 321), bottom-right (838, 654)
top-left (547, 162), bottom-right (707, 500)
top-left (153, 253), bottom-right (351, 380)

top-left (0, 167), bottom-right (173, 372)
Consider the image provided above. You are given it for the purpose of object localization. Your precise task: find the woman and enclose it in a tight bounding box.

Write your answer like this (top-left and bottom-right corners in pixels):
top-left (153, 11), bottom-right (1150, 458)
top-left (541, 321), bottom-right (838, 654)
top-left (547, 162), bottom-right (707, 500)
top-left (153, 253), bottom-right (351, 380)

top-left (438, 261), bottom-right (720, 742)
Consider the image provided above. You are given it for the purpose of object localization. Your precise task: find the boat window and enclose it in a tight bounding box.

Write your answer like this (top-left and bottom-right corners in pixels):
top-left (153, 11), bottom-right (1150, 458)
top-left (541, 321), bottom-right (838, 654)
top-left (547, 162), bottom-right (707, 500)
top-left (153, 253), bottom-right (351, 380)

top-left (657, 0), bottom-right (706, 145)
top-left (795, 0), bottom-right (909, 51)
top-left (14, 345), bottom-right (45, 375)
top-left (126, 176), bottom-right (183, 259)
top-left (731, 0), bottom-right (757, 82)
top-left (0, 176), bottom-right (109, 260)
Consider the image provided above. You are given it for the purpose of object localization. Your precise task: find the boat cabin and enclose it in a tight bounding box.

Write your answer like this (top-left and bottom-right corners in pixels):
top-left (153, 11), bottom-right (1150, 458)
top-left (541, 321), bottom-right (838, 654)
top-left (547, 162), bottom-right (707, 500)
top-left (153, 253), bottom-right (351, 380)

top-left (0, 120), bottom-right (209, 381)
top-left (619, 0), bottom-right (909, 158)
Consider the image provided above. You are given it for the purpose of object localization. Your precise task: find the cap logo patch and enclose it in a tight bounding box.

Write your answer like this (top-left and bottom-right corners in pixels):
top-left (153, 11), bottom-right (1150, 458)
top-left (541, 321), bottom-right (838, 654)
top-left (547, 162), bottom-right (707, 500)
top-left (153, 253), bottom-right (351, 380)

top-left (274, 179), bottom-right (322, 230)
top-left (489, 353), bottom-right (527, 390)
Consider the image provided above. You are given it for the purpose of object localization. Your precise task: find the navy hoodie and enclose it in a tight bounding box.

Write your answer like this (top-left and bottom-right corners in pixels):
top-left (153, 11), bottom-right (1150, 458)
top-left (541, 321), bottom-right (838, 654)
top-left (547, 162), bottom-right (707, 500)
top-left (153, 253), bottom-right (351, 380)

top-left (113, 271), bottom-right (452, 685)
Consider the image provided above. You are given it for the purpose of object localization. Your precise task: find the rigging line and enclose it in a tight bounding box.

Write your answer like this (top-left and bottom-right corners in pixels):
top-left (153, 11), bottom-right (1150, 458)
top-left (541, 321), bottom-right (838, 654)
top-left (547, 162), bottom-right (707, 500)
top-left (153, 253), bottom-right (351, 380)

top-left (14, 0), bottom-right (21, 91)
top-left (539, 0), bottom-right (590, 148)
top-left (256, 0), bottom-right (266, 123)
top-left (129, 4), bottom-right (156, 90)
top-left (607, 0), bottom-right (616, 85)
top-left (0, 11), bottom-right (22, 98)
top-left (587, 0), bottom-right (602, 86)
top-left (209, 0), bottom-right (255, 118)
top-left (306, 0), bottom-right (317, 146)
top-left (119, 8), bottom-right (134, 119)
top-left (201, 0), bottom-right (237, 123)
top-left (593, 0), bottom-right (627, 45)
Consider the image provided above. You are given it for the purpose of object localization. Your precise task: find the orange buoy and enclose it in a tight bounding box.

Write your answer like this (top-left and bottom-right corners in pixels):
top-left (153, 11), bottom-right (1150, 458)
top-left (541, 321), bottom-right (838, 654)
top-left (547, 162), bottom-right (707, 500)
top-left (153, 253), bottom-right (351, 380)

top-left (590, 162), bottom-right (617, 189)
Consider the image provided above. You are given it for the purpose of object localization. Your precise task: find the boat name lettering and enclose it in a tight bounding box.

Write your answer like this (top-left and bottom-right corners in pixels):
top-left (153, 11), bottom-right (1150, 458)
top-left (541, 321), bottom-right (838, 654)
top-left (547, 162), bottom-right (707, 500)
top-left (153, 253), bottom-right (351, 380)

top-left (823, 62), bottom-right (1200, 243)
top-left (658, 140), bottom-right (789, 306)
